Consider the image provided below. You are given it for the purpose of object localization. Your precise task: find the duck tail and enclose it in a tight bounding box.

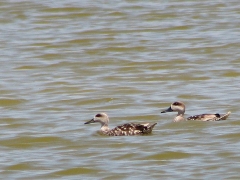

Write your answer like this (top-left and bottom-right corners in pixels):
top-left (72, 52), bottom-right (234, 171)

top-left (215, 111), bottom-right (231, 121)
top-left (142, 123), bottom-right (157, 134)
top-left (150, 122), bottom-right (157, 129)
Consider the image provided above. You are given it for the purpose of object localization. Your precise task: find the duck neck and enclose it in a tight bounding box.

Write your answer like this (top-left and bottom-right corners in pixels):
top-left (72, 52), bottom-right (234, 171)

top-left (174, 111), bottom-right (185, 122)
top-left (100, 124), bottom-right (110, 132)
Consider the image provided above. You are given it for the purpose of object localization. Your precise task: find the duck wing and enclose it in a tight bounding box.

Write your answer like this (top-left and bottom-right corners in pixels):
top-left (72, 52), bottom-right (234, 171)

top-left (187, 111), bottom-right (231, 121)
top-left (187, 113), bottom-right (220, 121)
top-left (106, 123), bottom-right (157, 136)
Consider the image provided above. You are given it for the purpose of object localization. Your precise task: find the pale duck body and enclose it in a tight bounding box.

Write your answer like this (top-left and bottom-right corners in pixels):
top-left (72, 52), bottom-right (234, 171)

top-left (161, 101), bottom-right (231, 122)
top-left (85, 113), bottom-right (157, 136)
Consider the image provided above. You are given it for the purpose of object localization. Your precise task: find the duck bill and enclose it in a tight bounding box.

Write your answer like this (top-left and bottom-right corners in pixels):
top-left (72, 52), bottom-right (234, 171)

top-left (161, 106), bottom-right (173, 113)
top-left (84, 118), bottom-right (95, 124)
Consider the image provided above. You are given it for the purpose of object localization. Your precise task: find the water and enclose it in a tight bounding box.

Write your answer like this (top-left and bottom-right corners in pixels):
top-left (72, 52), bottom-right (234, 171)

top-left (0, 0), bottom-right (240, 179)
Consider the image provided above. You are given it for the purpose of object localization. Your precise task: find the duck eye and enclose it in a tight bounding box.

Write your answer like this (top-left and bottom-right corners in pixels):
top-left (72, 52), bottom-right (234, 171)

top-left (173, 102), bottom-right (179, 105)
top-left (96, 114), bottom-right (102, 117)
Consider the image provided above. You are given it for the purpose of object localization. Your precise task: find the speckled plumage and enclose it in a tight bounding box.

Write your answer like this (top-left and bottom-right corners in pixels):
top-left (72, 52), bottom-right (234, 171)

top-left (186, 113), bottom-right (221, 121)
top-left (85, 113), bottom-right (157, 136)
top-left (161, 101), bottom-right (231, 122)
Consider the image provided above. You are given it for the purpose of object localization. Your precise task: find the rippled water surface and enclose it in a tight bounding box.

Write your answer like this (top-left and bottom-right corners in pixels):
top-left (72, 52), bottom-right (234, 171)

top-left (1, 0), bottom-right (240, 179)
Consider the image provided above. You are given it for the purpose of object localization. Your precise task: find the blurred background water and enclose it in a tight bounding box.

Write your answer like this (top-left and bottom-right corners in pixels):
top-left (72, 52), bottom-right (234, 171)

top-left (0, 0), bottom-right (240, 179)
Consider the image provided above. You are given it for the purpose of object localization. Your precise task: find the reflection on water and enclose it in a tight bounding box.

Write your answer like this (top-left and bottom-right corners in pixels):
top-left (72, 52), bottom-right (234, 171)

top-left (0, 0), bottom-right (240, 179)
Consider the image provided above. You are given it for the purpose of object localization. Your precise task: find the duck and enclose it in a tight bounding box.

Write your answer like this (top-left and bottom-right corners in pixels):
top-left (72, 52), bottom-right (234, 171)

top-left (161, 101), bottom-right (231, 122)
top-left (84, 113), bottom-right (157, 136)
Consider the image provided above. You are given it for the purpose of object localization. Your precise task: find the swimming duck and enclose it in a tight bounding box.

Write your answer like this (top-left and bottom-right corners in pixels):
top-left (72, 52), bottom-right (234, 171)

top-left (161, 101), bottom-right (231, 122)
top-left (85, 113), bottom-right (157, 136)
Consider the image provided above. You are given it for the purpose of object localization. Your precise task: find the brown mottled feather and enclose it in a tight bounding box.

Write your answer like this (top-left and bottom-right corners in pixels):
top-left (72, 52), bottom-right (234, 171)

top-left (187, 113), bottom-right (220, 121)
top-left (105, 123), bottom-right (157, 136)
top-left (187, 112), bottom-right (231, 121)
